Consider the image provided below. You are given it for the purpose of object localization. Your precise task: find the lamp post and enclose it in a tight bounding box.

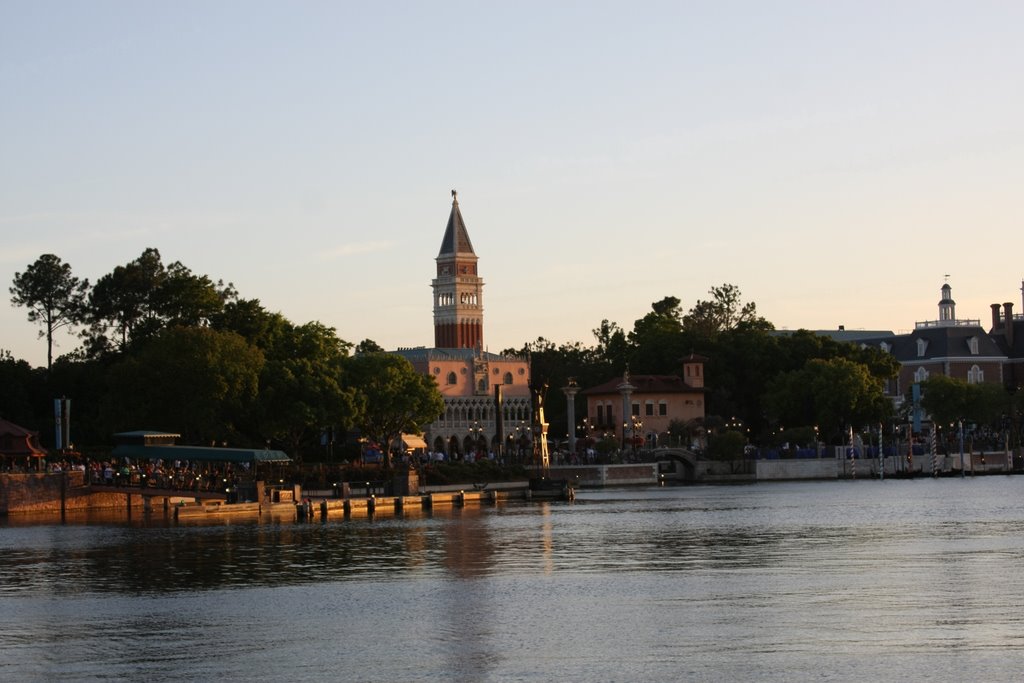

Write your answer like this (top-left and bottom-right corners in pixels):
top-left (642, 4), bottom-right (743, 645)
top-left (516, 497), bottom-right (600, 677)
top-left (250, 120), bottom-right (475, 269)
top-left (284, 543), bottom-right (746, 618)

top-left (468, 420), bottom-right (484, 461)
top-left (958, 419), bottom-right (965, 478)
top-left (562, 378), bottom-right (580, 459)
top-left (631, 416), bottom-right (643, 458)
top-left (617, 370), bottom-right (635, 456)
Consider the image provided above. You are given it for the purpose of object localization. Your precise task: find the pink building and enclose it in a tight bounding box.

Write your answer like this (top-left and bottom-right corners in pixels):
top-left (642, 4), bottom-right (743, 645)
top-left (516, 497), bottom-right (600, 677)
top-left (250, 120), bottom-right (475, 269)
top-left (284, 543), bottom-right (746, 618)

top-left (391, 192), bottom-right (531, 458)
top-left (581, 355), bottom-right (707, 449)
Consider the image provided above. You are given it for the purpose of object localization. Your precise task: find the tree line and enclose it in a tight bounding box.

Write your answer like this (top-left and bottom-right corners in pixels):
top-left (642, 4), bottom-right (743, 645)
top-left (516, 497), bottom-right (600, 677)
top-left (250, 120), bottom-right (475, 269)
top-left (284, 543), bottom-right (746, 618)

top-left (6, 250), bottom-right (441, 463)
top-left (6, 251), bottom-right (1022, 460)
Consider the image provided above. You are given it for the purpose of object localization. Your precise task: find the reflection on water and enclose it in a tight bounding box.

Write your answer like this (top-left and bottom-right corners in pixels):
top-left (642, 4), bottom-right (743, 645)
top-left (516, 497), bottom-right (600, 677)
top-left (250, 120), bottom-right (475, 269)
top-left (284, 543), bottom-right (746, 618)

top-left (3, 479), bottom-right (1024, 681)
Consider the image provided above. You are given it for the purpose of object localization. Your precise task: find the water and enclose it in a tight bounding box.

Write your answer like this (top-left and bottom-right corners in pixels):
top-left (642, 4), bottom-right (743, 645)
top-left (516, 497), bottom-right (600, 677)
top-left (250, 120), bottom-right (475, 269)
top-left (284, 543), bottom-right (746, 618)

top-left (3, 478), bottom-right (1024, 682)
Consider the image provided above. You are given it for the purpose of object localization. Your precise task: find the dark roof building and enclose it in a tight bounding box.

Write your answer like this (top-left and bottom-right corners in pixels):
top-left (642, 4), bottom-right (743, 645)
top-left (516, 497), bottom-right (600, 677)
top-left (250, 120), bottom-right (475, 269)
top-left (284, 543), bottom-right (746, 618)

top-left (854, 281), bottom-right (1023, 402)
top-left (0, 418), bottom-right (47, 460)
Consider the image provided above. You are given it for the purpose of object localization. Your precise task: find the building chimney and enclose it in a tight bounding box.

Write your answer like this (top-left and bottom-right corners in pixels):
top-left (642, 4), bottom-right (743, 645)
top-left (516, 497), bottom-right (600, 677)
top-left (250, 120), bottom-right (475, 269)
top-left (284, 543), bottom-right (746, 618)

top-left (1005, 302), bottom-right (1015, 346)
top-left (992, 303), bottom-right (1003, 331)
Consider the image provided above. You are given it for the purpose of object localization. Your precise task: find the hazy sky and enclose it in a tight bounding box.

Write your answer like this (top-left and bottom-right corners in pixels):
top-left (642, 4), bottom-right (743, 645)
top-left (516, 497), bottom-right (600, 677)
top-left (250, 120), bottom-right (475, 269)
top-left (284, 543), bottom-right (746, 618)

top-left (3, 1), bottom-right (1022, 368)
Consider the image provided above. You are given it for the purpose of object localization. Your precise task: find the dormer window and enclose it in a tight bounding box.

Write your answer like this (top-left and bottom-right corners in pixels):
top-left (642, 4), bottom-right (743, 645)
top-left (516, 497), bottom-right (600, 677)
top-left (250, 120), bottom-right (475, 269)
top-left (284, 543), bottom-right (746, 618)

top-left (916, 339), bottom-right (928, 358)
top-left (968, 336), bottom-right (979, 355)
top-left (880, 342), bottom-right (890, 353)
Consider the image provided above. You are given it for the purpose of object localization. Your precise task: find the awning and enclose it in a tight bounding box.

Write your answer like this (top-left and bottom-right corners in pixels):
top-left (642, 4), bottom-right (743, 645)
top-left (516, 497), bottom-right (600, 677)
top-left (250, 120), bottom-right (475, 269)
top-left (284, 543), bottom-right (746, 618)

top-left (111, 444), bottom-right (292, 464)
top-left (398, 434), bottom-right (428, 450)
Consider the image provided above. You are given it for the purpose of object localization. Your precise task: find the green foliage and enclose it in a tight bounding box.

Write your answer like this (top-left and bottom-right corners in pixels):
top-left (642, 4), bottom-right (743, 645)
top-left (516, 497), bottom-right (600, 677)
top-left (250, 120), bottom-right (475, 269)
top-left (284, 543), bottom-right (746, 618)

top-left (683, 284), bottom-right (772, 338)
top-left (343, 353), bottom-right (444, 467)
top-left (765, 357), bottom-right (892, 442)
top-left (421, 459), bottom-right (528, 485)
top-left (0, 351), bottom-right (42, 428)
top-left (9, 254), bottom-right (89, 370)
top-left (707, 430), bottom-right (746, 461)
top-left (255, 321), bottom-right (358, 459)
top-left (104, 327), bottom-right (264, 444)
top-left (85, 248), bottom-right (234, 355)
top-left (921, 376), bottom-right (1012, 428)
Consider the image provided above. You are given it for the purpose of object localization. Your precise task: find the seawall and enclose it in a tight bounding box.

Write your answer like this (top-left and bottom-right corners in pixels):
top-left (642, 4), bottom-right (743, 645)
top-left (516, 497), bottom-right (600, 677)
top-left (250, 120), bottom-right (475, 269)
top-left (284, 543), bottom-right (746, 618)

top-left (0, 472), bottom-right (145, 516)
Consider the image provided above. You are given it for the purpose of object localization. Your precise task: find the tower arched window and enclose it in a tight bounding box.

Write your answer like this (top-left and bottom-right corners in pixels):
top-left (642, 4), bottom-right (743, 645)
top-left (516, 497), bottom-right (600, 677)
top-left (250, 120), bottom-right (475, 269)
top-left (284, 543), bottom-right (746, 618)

top-left (446, 371), bottom-right (457, 386)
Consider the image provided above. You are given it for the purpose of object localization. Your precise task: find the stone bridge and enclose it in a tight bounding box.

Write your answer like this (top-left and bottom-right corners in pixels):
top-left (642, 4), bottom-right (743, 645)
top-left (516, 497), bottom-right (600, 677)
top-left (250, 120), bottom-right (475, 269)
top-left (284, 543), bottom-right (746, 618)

top-left (652, 448), bottom-right (699, 481)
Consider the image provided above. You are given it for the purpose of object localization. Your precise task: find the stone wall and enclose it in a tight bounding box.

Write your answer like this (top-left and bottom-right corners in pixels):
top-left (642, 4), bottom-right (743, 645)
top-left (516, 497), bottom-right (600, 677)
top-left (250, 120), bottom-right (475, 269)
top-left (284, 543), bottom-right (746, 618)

top-left (0, 472), bottom-right (141, 515)
top-left (548, 463), bottom-right (658, 487)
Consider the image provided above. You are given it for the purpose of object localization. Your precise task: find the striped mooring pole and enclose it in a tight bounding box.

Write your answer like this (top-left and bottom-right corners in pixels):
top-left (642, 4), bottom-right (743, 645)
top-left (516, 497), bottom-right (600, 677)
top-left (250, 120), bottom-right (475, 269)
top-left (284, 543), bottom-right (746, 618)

top-left (931, 429), bottom-right (938, 477)
top-left (848, 426), bottom-right (856, 479)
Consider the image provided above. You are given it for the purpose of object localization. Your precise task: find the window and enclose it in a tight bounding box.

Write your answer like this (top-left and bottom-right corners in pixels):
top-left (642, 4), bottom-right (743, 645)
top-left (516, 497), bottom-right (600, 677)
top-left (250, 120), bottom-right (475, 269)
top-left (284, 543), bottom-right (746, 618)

top-left (503, 372), bottom-right (513, 384)
top-left (968, 365), bottom-right (983, 384)
top-left (632, 403), bottom-right (640, 417)
top-left (446, 372), bottom-right (457, 385)
top-left (914, 367), bottom-right (929, 382)
top-left (880, 342), bottom-right (890, 353)
top-left (916, 339), bottom-right (928, 358)
top-left (597, 405), bottom-right (604, 425)
top-left (659, 401), bottom-right (667, 416)
top-left (645, 401), bottom-right (654, 416)
top-left (477, 379), bottom-right (487, 392)
top-left (968, 337), bottom-right (979, 355)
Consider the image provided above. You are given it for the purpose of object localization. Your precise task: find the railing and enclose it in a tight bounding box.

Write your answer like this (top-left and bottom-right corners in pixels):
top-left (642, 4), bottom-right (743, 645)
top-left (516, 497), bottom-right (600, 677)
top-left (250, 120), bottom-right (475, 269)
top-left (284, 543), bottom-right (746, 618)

top-left (914, 318), bottom-right (981, 329)
top-left (86, 469), bottom-right (245, 494)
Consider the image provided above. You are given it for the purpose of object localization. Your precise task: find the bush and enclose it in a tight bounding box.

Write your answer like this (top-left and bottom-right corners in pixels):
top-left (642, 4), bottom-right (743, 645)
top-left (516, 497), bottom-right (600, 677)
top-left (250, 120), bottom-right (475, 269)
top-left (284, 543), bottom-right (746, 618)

top-left (707, 430), bottom-right (746, 461)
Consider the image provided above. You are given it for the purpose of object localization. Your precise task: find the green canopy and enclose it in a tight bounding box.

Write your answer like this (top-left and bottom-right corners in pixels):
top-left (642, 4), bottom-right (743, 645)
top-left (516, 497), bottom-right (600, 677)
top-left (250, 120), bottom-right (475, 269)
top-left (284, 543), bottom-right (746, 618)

top-left (111, 443), bottom-right (291, 464)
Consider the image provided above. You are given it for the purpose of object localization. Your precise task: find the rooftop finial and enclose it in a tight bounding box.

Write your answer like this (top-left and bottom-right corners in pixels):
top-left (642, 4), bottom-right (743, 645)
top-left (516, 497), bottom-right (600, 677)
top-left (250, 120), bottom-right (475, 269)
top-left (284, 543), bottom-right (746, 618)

top-left (451, 188), bottom-right (457, 201)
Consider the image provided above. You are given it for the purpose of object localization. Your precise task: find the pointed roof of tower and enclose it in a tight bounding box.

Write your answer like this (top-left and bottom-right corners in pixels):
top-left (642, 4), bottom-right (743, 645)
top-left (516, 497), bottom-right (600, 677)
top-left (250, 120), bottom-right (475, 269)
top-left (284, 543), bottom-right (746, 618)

top-left (437, 189), bottom-right (476, 257)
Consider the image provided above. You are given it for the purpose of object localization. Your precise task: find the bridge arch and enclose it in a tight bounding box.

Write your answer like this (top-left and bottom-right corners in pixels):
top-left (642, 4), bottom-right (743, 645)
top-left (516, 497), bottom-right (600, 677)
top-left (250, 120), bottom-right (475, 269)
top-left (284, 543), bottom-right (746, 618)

top-left (655, 448), bottom-right (698, 482)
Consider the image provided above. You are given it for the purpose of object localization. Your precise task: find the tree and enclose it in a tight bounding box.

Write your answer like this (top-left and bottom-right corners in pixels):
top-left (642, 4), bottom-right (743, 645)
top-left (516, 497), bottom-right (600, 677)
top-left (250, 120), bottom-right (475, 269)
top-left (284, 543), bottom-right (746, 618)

top-left (628, 296), bottom-right (691, 374)
top-left (85, 248), bottom-right (234, 354)
top-left (355, 339), bottom-right (385, 354)
top-left (921, 376), bottom-right (1010, 429)
top-left (255, 322), bottom-right (358, 459)
top-left (343, 353), bottom-right (444, 468)
top-left (86, 247), bottom-right (166, 350)
top-left (683, 284), bottom-right (772, 338)
top-left (707, 429), bottom-right (746, 461)
top-left (592, 319), bottom-right (630, 374)
top-left (0, 350), bottom-right (42, 427)
top-left (105, 327), bottom-right (264, 443)
top-left (210, 298), bottom-right (288, 351)
top-left (9, 254), bottom-right (89, 370)
top-left (765, 357), bottom-right (891, 442)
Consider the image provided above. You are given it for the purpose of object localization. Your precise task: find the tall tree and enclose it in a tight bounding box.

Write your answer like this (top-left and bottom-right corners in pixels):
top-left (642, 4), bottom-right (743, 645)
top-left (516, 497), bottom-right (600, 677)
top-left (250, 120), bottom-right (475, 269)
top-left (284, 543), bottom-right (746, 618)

top-left (683, 284), bottom-right (772, 338)
top-left (85, 249), bottom-right (234, 355)
top-left (10, 254), bottom-right (89, 371)
top-left (343, 353), bottom-right (443, 468)
top-left (628, 296), bottom-right (690, 374)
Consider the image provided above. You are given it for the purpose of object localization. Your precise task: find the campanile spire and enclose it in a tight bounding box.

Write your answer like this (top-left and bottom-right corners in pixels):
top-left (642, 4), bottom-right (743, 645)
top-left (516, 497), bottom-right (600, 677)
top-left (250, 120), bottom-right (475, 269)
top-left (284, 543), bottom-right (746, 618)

top-left (432, 191), bottom-right (484, 349)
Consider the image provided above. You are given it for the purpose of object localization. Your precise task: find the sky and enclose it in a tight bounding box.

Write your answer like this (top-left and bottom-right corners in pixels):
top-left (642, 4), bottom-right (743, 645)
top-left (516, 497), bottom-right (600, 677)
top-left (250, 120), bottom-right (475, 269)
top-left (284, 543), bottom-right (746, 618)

top-left (2, 1), bottom-right (1022, 369)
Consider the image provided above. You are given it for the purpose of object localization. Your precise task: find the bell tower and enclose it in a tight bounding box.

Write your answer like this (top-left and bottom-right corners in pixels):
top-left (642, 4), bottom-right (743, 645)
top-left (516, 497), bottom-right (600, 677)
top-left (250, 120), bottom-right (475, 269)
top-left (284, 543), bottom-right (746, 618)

top-left (432, 190), bottom-right (484, 349)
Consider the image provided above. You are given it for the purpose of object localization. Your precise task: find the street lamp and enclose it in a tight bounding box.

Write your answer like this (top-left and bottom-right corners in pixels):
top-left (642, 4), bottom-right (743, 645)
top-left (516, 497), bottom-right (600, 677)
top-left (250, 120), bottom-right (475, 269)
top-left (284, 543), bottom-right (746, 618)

top-left (468, 420), bottom-right (485, 461)
top-left (631, 416), bottom-right (643, 457)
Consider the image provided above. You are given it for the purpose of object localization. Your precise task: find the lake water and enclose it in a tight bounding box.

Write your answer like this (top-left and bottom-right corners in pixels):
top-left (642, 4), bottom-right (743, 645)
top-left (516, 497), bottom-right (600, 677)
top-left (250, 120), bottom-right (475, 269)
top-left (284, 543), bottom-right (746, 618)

top-left (3, 477), bottom-right (1024, 682)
